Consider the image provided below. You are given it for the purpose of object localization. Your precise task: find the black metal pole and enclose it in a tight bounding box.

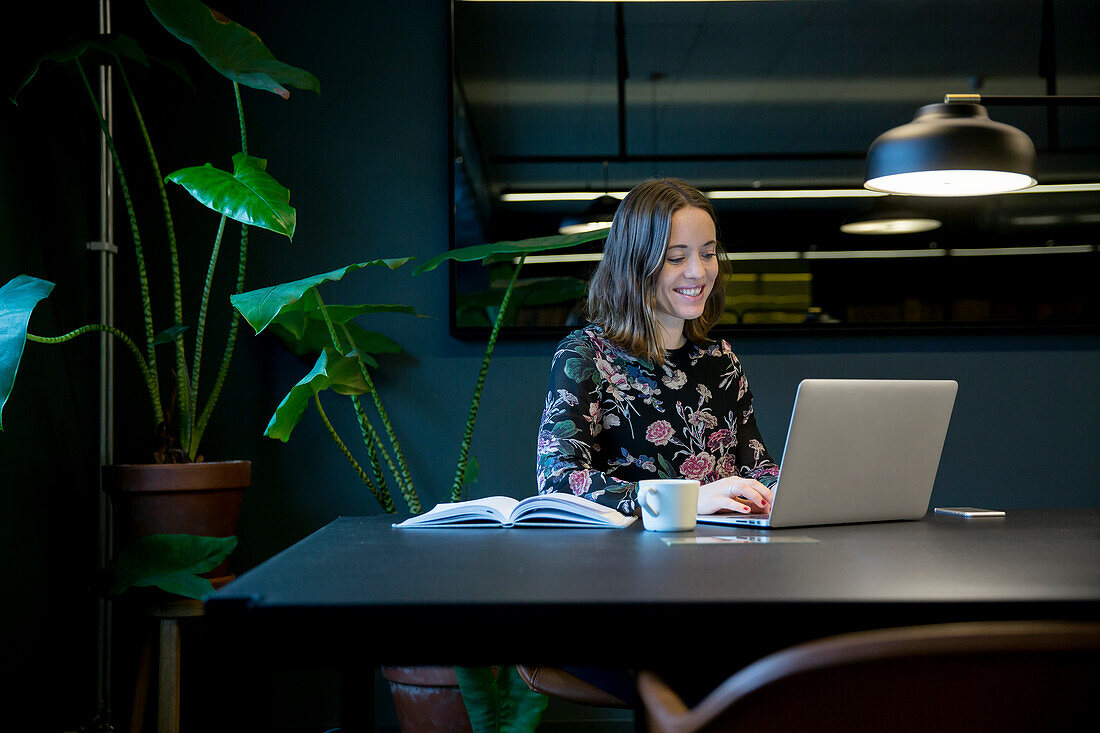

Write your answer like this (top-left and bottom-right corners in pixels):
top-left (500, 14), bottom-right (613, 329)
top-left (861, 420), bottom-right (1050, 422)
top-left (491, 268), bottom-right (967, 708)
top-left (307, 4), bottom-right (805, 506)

top-left (87, 0), bottom-right (117, 729)
top-left (615, 3), bottom-right (628, 159)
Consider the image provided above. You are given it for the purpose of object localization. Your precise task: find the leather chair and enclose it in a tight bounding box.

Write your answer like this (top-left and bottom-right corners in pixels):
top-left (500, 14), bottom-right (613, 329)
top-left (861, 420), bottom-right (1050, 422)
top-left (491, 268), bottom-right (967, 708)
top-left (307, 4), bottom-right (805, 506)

top-left (637, 621), bottom-right (1100, 733)
top-left (516, 665), bottom-right (630, 709)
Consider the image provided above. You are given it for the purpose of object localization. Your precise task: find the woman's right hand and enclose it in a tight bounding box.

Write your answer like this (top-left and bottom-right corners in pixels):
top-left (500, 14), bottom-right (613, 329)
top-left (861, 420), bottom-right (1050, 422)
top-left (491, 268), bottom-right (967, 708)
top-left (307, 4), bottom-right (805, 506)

top-left (697, 477), bottom-right (774, 515)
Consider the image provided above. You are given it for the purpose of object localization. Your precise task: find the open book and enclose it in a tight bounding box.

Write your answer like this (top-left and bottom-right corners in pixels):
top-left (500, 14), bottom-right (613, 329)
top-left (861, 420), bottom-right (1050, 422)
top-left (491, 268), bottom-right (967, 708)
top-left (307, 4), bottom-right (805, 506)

top-left (394, 493), bottom-right (637, 529)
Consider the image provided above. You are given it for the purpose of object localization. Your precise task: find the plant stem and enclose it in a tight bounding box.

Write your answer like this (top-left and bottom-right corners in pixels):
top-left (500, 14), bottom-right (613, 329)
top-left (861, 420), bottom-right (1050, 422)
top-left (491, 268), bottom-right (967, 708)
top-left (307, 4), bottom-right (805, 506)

top-left (314, 394), bottom-right (393, 513)
top-left (350, 391), bottom-right (419, 514)
top-left (117, 63), bottom-right (190, 441)
top-left (189, 215), bottom-right (227, 436)
top-left (347, 392), bottom-right (406, 509)
top-left (312, 290), bottom-right (345, 351)
top-left (311, 292), bottom-right (415, 512)
top-left (28, 326), bottom-right (158, 422)
top-left (451, 256), bottom-right (527, 500)
top-left (235, 82), bottom-right (248, 155)
top-left (191, 224), bottom-right (248, 458)
top-left (340, 324), bottom-right (419, 513)
top-left (190, 86), bottom-right (251, 460)
top-left (350, 394), bottom-right (389, 497)
top-left (75, 60), bottom-right (163, 425)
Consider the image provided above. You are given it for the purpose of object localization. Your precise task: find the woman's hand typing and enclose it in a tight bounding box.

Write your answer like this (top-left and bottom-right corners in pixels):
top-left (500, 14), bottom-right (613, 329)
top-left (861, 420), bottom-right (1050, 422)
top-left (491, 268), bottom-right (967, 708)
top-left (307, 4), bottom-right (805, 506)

top-left (697, 477), bottom-right (774, 515)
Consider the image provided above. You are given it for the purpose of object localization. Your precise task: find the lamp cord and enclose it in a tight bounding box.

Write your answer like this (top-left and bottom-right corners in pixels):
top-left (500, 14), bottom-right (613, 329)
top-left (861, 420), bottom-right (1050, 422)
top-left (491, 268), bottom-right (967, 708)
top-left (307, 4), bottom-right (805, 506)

top-left (1039, 0), bottom-right (1058, 149)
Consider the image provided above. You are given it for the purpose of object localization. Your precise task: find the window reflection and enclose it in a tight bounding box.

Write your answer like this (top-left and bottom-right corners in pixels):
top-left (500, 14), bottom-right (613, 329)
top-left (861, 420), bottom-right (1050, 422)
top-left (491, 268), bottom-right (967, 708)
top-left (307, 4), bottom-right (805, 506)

top-left (450, 0), bottom-right (1100, 336)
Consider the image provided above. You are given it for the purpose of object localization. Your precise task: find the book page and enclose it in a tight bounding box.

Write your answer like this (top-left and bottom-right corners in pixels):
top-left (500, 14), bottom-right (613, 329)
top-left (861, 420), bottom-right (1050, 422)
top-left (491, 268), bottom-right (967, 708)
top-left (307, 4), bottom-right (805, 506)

top-left (511, 493), bottom-right (636, 528)
top-left (395, 496), bottom-right (519, 527)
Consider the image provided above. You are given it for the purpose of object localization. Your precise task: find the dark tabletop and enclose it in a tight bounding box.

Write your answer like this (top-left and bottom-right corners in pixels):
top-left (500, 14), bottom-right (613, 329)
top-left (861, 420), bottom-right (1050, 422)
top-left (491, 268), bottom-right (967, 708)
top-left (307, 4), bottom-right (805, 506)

top-left (206, 509), bottom-right (1100, 667)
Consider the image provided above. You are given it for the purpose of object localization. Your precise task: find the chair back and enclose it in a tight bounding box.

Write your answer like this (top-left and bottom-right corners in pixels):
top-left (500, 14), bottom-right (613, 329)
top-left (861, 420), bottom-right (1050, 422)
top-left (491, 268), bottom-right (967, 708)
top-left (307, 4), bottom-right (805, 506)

top-left (638, 621), bottom-right (1100, 733)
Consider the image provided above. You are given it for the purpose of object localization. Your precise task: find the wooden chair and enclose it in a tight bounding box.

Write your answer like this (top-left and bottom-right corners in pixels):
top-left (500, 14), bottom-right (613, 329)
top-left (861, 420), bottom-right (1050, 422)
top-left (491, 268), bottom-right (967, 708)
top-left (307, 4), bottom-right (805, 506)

top-left (637, 621), bottom-right (1100, 733)
top-left (516, 665), bottom-right (630, 709)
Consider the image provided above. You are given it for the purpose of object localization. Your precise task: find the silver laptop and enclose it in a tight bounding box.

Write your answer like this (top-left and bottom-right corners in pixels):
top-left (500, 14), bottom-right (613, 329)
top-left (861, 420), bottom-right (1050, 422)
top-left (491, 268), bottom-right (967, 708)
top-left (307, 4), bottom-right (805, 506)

top-left (697, 379), bottom-right (958, 528)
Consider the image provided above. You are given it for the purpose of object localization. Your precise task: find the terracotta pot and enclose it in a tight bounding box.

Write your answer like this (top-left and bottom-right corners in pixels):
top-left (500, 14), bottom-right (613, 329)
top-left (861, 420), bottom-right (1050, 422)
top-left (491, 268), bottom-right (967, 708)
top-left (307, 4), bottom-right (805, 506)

top-left (103, 460), bottom-right (250, 580)
top-left (381, 666), bottom-right (472, 733)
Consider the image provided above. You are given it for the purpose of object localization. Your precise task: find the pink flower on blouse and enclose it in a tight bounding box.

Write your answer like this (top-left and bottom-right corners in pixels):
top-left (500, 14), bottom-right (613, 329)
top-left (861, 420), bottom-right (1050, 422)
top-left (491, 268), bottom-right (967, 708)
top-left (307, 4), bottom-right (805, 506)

top-left (707, 429), bottom-right (733, 451)
top-left (595, 358), bottom-right (629, 391)
top-left (645, 420), bottom-right (674, 446)
top-left (569, 470), bottom-right (592, 496)
top-left (679, 452), bottom-right (716, 481)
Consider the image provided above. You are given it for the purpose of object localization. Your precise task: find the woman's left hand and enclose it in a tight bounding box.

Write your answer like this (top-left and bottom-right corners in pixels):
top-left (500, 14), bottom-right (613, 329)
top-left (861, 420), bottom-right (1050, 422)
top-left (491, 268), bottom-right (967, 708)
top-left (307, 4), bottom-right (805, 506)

top-left (697, 477), bottom-right (775, 515)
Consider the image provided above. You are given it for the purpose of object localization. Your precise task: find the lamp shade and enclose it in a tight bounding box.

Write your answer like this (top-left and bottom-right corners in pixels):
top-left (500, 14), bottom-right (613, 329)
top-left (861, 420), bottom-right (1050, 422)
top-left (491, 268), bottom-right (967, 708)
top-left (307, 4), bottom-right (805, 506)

top-left (840, 196), bottom-right (942, 235)
top-left (840, 213), bottom-right (942, 235)
top-left (558, 195), bottom-right (620, 234)
top-left (865, 103), bottom-right (1037, 196)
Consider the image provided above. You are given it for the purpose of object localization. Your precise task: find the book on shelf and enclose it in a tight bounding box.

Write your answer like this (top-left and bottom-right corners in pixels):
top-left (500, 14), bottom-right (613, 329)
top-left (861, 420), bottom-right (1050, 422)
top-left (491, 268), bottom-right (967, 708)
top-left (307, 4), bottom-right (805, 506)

top-left (393, 493), bottom-right (637, 529)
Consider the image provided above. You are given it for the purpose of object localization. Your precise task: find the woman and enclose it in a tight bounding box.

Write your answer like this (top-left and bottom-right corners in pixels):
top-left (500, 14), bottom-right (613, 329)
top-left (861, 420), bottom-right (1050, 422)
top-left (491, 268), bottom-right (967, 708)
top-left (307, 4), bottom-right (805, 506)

top-left (536, 178), bottom-right (778, 519)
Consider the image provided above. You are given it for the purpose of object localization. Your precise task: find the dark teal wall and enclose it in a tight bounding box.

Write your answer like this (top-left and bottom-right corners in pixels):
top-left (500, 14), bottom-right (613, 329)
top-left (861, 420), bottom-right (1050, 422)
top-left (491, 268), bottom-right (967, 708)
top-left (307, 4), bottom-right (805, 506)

top-left (224, 0), bottom-right (1100, 571)
top-left (2, 1), bottom-right (1097, 729)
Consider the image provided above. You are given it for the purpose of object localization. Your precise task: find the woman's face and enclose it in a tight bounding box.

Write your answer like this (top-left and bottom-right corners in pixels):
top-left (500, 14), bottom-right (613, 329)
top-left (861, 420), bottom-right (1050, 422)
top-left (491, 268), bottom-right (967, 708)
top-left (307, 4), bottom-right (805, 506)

top-left (652, 206), bottom-right (719, 342)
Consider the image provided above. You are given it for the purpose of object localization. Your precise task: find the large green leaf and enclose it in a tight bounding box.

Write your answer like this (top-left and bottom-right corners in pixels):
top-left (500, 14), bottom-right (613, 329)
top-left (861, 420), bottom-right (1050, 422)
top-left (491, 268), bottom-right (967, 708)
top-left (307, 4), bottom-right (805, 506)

top-left (413, 229), bottom-right (608, 276)
top-left (0, 275), bottom-right (54, 429)
top-left (265, 348), bottom-right (371, 443)
top-left (11, 33), bottom-right (194, 106)
top-left (457, 276), bottom-right (587, 329)
top-left (511, 277), bottom-right (587, 307)
top-left (457, 276), bottom-right (586, 312)
top-left (268, 321), bottom-right (398, 363)
top-left (455, 666), bottom-right (549, 733)
top-left (103, 534), bottom-right (238, 600)
top-left (144, 0), bottom-right (320, 98)
top-left (167, 153), bottom-right (296, 238)
top-left (11, 35), bottom-right (148, 104)
top-left (273, 302), bottom-right (423, 342)
top-left (231, 259), bottom-right (413, 335)
top-left (151, 324), bottom-right (188, 346)
top-left (324, 303), bottom-right (425, 322)
top-left (456, 308), bottom-right (492, 329)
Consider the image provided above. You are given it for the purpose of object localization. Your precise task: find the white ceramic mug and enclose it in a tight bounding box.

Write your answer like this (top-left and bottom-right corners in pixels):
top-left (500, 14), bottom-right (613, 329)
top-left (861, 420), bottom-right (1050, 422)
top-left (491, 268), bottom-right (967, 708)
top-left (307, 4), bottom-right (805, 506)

top-left (638, 479), bottom-right (699, 532)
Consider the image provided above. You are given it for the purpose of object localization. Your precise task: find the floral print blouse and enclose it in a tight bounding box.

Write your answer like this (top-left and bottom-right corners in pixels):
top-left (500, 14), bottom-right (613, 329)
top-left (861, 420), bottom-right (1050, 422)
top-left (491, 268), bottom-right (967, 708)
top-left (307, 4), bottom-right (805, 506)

top-left (536, 325), bottom-right (780, 516)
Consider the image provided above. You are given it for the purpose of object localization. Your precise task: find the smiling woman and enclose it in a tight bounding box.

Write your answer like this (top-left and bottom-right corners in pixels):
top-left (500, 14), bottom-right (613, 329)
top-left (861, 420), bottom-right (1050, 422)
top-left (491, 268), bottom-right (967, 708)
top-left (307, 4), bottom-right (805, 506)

top-left (537, 178), bottom-right (778, 519)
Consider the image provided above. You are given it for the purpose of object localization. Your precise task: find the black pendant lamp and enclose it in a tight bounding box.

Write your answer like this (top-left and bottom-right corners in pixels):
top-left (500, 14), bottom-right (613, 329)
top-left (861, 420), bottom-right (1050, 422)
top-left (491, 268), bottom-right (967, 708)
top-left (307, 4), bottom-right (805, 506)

top-left (558, 194), bottom-right (620, 235)
top-left (840, 194), bottom-right (941, 235)
top-left (865, 101), bottom-right (1037, 196)
top-left (840, 210), bottom-right (942, 235)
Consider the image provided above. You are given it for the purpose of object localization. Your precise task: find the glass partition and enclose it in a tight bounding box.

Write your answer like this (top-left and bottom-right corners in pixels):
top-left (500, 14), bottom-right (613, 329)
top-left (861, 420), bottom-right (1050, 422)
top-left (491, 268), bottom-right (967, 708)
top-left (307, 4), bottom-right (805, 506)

top-left (450, 0), bottom-right (1100, 337)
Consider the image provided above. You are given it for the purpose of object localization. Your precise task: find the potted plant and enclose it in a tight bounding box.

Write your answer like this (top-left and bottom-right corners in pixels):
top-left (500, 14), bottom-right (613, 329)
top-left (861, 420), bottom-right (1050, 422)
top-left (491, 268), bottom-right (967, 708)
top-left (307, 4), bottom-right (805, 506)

top-left (231, 230), bottom-right (608, 512)
top-left (229, 228), bottom-right (607, 730)
top-left (0, 0), bottom-right (318, 598)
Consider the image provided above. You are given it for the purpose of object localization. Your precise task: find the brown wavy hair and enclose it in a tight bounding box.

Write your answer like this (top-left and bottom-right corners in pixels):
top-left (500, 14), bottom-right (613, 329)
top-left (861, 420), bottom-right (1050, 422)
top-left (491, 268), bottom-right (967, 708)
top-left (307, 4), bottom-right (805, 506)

top-left (586, 178), bottom-right (728, 365)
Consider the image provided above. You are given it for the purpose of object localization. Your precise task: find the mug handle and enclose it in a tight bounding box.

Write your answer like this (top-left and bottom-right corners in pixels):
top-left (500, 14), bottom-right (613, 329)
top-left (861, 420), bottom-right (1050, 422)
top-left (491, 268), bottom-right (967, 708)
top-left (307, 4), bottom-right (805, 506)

top-left (641, 486), bottom-right (660, 517)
